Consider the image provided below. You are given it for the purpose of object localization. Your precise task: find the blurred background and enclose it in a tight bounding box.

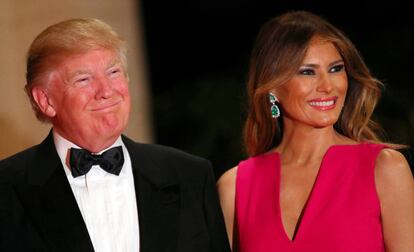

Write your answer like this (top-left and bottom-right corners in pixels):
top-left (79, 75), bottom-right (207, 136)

top-left (142, 1), bottom-right (414, 177)
top-left (1, 0), bottom-right (413, 178)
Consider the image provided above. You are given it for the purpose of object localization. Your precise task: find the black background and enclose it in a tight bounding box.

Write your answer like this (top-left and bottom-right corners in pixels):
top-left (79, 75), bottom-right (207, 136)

top-left (141, 1), bottom-right (414, 178)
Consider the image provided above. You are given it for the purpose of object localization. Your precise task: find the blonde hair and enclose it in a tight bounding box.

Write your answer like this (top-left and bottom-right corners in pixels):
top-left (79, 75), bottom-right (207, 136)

top-left (25, 18), bottom-right (127, 122)
top-left (244, 11), bottom-right (386, 156)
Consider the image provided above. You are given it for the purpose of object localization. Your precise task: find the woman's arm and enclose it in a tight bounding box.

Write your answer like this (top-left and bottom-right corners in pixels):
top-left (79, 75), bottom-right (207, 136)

top-left (375, 149), bottom-right (414, 251)
top-left (217, 166), bottom-right (237, 250)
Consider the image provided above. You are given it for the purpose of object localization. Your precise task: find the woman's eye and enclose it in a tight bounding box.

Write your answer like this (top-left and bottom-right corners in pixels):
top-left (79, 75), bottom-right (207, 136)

top-left (299, 68), bottom-right (315, 75)
top-left (329, 64), bottom-right (344, 73)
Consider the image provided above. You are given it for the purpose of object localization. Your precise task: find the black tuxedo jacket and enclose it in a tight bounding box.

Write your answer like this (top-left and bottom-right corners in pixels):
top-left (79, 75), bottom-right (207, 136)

top-left (0, 132), bottom-right (230, 252)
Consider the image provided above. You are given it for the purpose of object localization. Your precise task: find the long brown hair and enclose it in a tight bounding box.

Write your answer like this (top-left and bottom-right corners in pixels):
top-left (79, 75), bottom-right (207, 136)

top-left (244, 11), bottom-right (385, 156)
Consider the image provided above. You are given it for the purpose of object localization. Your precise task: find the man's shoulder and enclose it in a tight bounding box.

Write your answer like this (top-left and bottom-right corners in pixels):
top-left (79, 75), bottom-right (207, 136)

top-left (139, 143), bottom-right (208, 164)
top-left (122, 136), bottom-right (212, 175)
top-left (0, 144), bottom-right (40, 180)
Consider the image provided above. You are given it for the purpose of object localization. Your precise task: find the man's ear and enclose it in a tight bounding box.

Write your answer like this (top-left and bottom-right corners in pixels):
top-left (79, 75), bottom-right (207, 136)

top-left (31, 86), bottom-right (56, 117)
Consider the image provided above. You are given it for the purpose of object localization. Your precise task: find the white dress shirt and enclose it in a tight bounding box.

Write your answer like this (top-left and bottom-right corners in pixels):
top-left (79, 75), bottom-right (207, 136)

top-left (53, 131), bottom-right (140, 252)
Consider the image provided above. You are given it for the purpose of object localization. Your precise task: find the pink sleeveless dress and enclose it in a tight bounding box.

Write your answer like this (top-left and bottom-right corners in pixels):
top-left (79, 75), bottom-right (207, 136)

top-left (235, 143), bottom-right (386, 251)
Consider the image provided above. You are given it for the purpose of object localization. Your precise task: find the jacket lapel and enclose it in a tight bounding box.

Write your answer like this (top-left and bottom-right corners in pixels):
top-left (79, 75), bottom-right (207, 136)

top-left (123, 136), bottom-right (181, 252)
top-left (14, 132), bottom-right (94, 252)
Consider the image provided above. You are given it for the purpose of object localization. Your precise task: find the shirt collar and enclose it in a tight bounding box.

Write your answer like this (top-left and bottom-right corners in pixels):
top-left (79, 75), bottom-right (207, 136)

top-left (52, 129), bottom-right (124, 175)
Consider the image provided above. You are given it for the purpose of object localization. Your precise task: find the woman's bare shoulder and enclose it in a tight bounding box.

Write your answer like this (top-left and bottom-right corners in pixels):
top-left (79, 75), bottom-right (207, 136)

top-left (217, 166), bottom-right (238, 189)
top-left (376, 148), bottom-right (411, 178)
top-left (375, 148), bottom-right (413, 199)
top-left (375, 148), bottom-right (414, 250)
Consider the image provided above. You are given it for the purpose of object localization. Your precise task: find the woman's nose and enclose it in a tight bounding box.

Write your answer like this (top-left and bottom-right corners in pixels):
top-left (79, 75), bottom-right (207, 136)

top-left (316, 73), bottom-right (333, 93)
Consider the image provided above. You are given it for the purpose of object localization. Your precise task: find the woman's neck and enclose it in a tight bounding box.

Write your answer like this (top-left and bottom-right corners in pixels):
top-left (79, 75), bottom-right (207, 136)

top-left (275, 122), bottom-right (350, 165)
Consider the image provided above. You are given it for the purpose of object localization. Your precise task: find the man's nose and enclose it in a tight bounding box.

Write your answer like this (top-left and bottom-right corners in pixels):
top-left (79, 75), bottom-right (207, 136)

top-left (95, 76), bottom-right (114, 99)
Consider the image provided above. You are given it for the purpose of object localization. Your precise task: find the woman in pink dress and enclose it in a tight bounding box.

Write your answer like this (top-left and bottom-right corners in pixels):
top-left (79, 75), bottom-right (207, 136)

top-left (217, 11), bottom-right (414, 251)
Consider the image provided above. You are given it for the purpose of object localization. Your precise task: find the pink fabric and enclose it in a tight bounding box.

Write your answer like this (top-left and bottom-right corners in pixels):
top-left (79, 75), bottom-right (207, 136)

top-left (235, 143), bottom-right (386, 252)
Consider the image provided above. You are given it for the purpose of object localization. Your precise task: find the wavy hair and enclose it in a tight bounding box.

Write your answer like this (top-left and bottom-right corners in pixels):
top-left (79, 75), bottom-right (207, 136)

top-left (244, 11), bottom-right (385, 156)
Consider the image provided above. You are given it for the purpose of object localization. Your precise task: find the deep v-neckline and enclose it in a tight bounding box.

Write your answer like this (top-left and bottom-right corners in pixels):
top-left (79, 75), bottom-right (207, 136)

top-left (272, 145), bottom-right (338, 243)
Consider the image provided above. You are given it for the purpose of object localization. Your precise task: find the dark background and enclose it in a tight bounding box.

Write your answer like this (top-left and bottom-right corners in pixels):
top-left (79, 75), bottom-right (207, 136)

top-left (140, 1), bottom-right (414, 178)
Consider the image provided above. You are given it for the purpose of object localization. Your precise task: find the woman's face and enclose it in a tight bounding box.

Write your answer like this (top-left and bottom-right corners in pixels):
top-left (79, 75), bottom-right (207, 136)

top-left (275, 37), bottom-right (348, 129)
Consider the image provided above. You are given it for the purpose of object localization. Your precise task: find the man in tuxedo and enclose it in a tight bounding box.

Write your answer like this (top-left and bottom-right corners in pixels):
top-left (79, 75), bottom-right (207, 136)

top-left (0, 18), bottom-right (230, 252)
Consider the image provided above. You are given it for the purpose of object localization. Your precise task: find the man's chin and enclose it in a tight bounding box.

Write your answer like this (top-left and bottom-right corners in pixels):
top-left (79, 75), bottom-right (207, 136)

top-left (97, 125), bottom-right (125, 139)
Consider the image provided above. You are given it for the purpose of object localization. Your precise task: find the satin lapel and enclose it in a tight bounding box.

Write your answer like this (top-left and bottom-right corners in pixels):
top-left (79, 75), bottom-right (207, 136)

top-left (13, 132), bottom-right (94, 252)
top-left (123, 136), bottom-right (181, 252)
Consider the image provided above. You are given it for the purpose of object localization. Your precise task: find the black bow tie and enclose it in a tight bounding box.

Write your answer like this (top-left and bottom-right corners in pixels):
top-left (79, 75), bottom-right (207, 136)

top-left (69, 146), bottom-right (124, 178)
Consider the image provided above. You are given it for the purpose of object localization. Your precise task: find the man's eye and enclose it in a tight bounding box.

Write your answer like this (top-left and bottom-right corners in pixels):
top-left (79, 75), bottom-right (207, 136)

top-left (108, 68), bottom-right (121, 78)
top-left (299, 68), bottom-right (315, 75)
top-left (75, 77), bottom-right (89, 83)
top-left (72, 76), bottom-right (91, 86)
top-left (329, 64), bottom-right (345, 73)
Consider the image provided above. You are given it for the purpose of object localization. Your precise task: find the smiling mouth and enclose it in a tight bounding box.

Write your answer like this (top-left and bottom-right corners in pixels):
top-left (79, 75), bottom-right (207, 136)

top-left (308, 97), bottom-right (337, 110)
top-left (90, 100), bottom-right (121, 111)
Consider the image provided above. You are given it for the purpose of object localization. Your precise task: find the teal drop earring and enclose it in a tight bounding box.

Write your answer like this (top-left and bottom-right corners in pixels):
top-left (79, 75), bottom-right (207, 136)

top-left (269, 92), bottom-right (280, 118)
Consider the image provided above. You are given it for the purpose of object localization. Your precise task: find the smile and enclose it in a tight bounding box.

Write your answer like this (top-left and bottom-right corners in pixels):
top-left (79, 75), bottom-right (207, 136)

top-left (90, 100), bottom-right (122, 111)
top-left (308, 97), bottom-right (337, 111)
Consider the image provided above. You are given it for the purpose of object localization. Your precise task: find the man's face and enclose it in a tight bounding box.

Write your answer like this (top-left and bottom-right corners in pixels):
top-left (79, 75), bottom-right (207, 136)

top-left (43, 48), bottom-right (131, 152)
